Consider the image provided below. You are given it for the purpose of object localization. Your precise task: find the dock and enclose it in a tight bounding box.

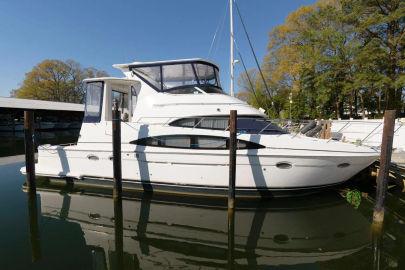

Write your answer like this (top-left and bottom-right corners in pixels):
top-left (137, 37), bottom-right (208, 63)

top-left (0, 97), bottom-right (84, 131)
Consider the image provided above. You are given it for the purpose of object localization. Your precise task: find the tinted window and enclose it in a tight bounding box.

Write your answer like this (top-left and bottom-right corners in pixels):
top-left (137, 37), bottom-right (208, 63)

top-left (170, 117), bottom-right (287, 134)
top-left (131, 135), bottom-right (264, 150)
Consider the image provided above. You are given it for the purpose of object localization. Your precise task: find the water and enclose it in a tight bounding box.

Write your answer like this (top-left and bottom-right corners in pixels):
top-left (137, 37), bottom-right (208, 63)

top-left (0, 133), bottom-right (404, 269)
top-left (0, 130), bottom-right (80, 157)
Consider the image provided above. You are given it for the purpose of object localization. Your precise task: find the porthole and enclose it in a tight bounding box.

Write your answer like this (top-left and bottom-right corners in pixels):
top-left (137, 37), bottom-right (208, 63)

top-left (87, 154), bottom-right (99, 161)
top-left (337, 163), bottom-right (350, 168)
top-left (276, 162), bottom-right (292, 169)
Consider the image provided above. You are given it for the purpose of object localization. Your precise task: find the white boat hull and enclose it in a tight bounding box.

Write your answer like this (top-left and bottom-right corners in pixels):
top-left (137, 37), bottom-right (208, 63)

top-left (29, 134), bottom-right (378, 196)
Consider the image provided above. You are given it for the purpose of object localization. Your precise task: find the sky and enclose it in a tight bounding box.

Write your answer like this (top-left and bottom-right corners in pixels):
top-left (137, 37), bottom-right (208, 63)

top-left (0, 0), bottom-right (316, 97)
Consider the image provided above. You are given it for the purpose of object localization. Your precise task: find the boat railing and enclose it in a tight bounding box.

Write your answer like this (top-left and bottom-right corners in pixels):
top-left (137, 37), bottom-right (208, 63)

top-left (327, 118), bottom-right (404, 146)
top-left (326, 121), bottom-right (351, 143)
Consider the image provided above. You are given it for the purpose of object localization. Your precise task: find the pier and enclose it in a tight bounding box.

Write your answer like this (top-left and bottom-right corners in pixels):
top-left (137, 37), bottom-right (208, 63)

top-left (0, 97), bottom-right (84, 132)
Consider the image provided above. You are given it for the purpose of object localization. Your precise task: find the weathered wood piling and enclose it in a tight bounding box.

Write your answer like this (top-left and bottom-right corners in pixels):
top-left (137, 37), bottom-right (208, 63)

top-left (373, 110), bottom-right (396, 226)
top-left (227, 110), bottom-right (237, 269)
top-left (320, 120), bottom-right (331, 139)
top-left (228, 110), bottom-right (237, 209)
top-left (24, 110), bottom-right (36, 191)
top-left (112, 100), bottom-right (122, 199)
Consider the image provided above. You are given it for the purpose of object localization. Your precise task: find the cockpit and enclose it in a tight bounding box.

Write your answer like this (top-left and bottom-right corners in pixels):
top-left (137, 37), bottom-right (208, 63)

top-left (82, 78), bottom-right (140, 123)
top-left (129, 60), bottom-right (223, 94)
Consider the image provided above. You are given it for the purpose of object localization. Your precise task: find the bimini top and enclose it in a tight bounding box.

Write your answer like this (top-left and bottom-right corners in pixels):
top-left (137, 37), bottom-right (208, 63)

top-left (113, 58), bottom-right (223, 94)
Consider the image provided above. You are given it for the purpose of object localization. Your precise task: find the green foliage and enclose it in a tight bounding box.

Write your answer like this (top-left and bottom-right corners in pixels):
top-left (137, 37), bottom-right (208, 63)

top-left (346, 189), bottom-right (362, 209)
top-left (12, 59), bottom-right (108, 103)
top-left (237, 0), bottom-right (405, 119)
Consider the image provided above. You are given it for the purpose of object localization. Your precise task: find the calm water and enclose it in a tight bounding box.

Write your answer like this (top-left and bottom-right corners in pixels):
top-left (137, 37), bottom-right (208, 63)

top-left (0, 130), bottom-right (80, 157)
top-left (0, 133), bottom-right (404, 269)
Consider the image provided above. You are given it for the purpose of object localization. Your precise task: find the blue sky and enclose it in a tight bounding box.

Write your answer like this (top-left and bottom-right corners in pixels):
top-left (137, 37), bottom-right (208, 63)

top-left (0, 0), bottom-right (316, 97)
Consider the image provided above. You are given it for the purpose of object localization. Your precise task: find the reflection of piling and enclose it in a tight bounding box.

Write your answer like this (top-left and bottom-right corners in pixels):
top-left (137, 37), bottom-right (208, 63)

top-left (24, 111), bottom-right (36, 191)
top-left (27, 191), bottom-right (41, 262)
top-left (112, 100), bottom-right (122, 199)
top-left (373, 110), bottom-right (396, 226)
top-left (113, 197), bottom-right (124, 270)
top-left (372, 225), bottom-right (382, 270)
top-left (227, 208), bottom-right (235, 269)
top-left (228, 110), bottom-right (237, 209)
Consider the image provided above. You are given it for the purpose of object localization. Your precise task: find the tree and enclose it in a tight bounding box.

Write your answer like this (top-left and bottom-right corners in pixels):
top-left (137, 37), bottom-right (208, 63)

top-left (12, 59), bottom-right (108, 103)
top-left (237, 0), bottom-right (405, 119)
top-left (344, 0), bottom-right (405, 113)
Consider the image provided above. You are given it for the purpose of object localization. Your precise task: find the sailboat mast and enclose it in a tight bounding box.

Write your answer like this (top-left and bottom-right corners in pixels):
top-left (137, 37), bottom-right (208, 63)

top-left (229, 0), bottom-right (234, 97)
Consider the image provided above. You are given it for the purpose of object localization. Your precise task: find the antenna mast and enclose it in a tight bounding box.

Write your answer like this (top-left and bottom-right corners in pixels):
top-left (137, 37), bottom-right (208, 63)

top-left (229, 0), bottom-right (234, 97)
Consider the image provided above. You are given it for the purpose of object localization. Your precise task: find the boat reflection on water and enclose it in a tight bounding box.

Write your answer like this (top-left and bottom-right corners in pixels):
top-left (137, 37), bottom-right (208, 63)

top-left (26, 183), bottom-right (372, 269)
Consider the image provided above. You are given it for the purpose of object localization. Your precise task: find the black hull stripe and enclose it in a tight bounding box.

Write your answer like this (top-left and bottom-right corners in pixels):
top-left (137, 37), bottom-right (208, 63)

top-left (45, 176), bottom-right (348, 198)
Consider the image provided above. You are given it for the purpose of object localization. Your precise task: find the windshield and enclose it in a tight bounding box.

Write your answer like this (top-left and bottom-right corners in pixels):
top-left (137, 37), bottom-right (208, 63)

top-left (131, 61), bottom-right (223, 94)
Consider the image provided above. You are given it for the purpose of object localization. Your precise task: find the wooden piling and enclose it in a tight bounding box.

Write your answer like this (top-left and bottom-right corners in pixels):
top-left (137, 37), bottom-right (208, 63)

top-left (320, 120), bottom-right (331, 139)
top-left (112, 100), bottom-right (122, 199)
top-left (228, 110), bottom-right (237, 209)
top-left (24, 110), bottom-right (36, 191)
top-left (373, 110), bottom-right (396, 226)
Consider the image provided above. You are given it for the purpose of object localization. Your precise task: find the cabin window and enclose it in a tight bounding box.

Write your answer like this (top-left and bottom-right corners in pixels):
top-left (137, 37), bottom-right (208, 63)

top-left (131, 135), bottom-right (264, 150)
top-left (83, 82), bottom-right (103, 123)
top-left (169, 117), bottom-right (287, 134)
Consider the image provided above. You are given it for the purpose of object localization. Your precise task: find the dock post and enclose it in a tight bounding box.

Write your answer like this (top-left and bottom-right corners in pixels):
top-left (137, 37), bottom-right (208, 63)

top-left (228, 110), bottom-right (237, 209)
top-left (373, 110), bottom-right (396, 226)
top-left (112, 100), bottom-right (122, 200)
top-left (24, 110), bottom-right (36, 191)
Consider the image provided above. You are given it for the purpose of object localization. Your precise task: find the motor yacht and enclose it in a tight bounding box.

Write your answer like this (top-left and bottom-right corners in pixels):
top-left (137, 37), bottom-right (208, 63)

top-left (22, 59), bottom-right (379, 197)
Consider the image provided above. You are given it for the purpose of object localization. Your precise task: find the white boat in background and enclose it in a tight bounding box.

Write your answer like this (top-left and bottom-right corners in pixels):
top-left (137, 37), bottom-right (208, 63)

top-left (331, 119), bottom-right (405, 152)
top-left (21, 59), bottom-right (379, 196)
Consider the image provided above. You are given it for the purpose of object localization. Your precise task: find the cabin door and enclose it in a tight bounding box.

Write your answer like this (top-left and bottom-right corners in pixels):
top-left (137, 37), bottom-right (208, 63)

top-left (111, 90), bottom-right (129, 122)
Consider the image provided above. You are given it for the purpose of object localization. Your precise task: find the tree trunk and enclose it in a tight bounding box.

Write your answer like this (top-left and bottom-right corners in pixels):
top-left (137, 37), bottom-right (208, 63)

top-left (359, 94), bottom-right (365, 119)
top-left (354, 90), bottom-right (358, 118)
top-left (349, 91), bottom-right (353, 118)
